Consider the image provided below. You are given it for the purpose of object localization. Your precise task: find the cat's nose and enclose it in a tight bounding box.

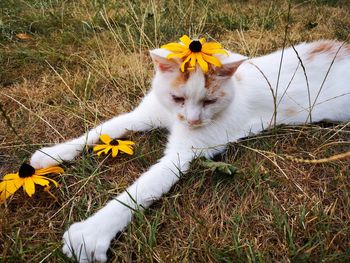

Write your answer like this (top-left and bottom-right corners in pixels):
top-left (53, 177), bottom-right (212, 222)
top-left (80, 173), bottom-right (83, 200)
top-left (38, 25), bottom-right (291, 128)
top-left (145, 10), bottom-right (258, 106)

top-left (187, 119), bottom-right (202, 126)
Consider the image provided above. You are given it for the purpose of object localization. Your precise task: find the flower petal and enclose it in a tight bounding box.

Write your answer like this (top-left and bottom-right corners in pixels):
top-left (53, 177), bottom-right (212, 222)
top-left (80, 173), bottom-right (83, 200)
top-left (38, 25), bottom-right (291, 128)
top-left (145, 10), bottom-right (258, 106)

top-left (199, 37), bottom-right (206, 44)
top-left (0, 182), bottom-right (5, 192)
top-left (0, 191), bottom-right (8, 202)
top-left (161, 43), bottom-right (187, 52)
top-left (112, 147), bottom-right (119, 157)
top-left (202, 48), bottom-right (228, 55)
top-left (118, 140), bottom-right (135, 145)
top-left (189, 53), bottom-right (197, 67)
top-left (35, 166), bottom-right (64, 176)
top-left (179, 35), bottom-right (191, 46)
top-left (0, 179), bottom-right (22, 193)
top-left (196, 53), bottom-right (209, 73)
top-left (93, 145), bottom-right (108, 152)
top-left (96, 146), bottom-right (112, 156)
top-left (202, 42), bottom-right (222, 51)
top-left (180, 53), bottom-right (193, 72)
top-left (104, 146), bottom-right (112, 154)
top-left (0, 180), bottom-right (23, 202)
top-left (96, 150), bottom-right (105, 156)
top-left (34, 175), bottom-right (59, 187)
top-left (202, 53), bottom-right (222, 67)
top-left (32, 176), bottom-right (50, 187)
top-left (118, 144), bottom-right (134, 155)
top-left (100, 134), bottom-right (112, 144)
top-left (24, 178), bottom-right (35, 197)
top-left (3, 173), bottom-right (19, 181)
top-left (167, 50), bottom-right (191, 60)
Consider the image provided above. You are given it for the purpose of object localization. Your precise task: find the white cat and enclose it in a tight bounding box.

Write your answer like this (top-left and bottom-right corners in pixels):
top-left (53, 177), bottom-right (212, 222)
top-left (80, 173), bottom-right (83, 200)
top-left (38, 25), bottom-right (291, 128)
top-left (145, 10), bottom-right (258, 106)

top-left (30, 40), bottom-right (350, 262)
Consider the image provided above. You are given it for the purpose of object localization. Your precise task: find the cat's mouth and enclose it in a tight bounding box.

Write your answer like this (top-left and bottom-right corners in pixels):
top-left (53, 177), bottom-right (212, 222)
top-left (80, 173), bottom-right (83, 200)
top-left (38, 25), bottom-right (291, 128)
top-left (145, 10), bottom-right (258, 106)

top-left (186, 120), bottom-right (210, 129)
top-left (188, 123), bottom-right (202, 129)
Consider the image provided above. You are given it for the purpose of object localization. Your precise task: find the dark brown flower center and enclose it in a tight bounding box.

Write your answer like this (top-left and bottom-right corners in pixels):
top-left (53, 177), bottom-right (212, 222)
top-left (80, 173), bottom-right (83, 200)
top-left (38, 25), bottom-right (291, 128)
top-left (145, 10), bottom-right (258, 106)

top-left (110, 139), bottom-right (119, 146)
top-left (19, 163), bottom-right (35, 178)
top-left (189, 40), bottom-right (202, 52)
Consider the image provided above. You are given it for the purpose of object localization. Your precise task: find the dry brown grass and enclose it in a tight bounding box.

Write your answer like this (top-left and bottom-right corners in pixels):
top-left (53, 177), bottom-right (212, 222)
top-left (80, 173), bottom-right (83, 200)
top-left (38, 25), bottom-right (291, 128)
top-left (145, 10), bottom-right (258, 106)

top-left (1, 0), bottom-right (350, 262)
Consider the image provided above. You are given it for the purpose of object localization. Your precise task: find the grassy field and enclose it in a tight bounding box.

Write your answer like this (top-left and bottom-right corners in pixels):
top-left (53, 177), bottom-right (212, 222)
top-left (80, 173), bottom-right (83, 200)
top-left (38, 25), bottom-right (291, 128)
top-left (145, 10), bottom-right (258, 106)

top-left (0, 0), bottom-right (350, 262)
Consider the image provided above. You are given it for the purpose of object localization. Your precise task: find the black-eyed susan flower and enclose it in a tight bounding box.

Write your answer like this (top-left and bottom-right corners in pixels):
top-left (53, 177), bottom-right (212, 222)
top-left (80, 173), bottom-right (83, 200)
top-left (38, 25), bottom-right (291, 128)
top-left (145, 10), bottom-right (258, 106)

top-left (93, 134), bottom-right (135, 157)
top-left (0, 163), bottom-right (63, 203)
top-left (161, 35), bottom-right (228, 73)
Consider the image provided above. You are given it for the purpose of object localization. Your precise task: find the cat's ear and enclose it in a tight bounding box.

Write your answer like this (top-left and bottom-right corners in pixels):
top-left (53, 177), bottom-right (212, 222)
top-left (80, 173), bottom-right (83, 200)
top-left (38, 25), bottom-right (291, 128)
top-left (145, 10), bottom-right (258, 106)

top-left (214, 59), bottom-right (246, 78)
top-left (150, 49), bottom-right (180, 73)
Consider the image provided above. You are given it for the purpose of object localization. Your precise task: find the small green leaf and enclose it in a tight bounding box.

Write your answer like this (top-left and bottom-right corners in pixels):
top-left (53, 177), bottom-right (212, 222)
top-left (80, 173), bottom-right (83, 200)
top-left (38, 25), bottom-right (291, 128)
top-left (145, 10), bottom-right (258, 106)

top-left (199, 159), bottom-right (238, 175)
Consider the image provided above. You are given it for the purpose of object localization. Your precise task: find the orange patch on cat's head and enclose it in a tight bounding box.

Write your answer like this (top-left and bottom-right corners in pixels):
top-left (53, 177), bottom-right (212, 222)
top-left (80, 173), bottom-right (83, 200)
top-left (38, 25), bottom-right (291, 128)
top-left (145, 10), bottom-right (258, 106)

top-left (171, 71), bottom-right (190, 89)
top-left (204, 60), bottom-right (245, 93)
top-left (204, 73), bottom-right (221, 93)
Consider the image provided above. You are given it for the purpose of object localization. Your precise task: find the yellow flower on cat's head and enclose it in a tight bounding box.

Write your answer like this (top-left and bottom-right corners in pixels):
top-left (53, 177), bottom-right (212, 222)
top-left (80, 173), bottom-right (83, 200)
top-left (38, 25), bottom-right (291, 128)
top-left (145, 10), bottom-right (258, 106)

top-left (161, 35), bottom-right (228, 73)
top-left (0, 163), bottom-right (63, 203)
top-left (93, 134), bottom-right (135, 157)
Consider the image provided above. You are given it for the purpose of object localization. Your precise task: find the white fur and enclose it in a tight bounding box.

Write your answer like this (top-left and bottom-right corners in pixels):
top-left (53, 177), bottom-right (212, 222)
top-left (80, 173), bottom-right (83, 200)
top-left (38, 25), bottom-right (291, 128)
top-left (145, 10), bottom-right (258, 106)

top-left (30, 40), bottom-right (350, 262)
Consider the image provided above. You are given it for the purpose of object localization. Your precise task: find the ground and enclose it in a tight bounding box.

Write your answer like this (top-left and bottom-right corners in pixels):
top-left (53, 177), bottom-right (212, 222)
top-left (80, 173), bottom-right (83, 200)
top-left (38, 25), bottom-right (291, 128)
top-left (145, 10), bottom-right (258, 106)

top-left (0, 0), bottom-right (349, 262)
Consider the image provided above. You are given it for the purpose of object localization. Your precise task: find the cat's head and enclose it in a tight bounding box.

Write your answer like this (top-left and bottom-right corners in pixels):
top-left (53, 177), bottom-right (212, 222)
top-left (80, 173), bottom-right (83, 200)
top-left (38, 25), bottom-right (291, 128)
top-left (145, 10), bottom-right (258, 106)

top-left (150, 48), bottom-right (245, 128)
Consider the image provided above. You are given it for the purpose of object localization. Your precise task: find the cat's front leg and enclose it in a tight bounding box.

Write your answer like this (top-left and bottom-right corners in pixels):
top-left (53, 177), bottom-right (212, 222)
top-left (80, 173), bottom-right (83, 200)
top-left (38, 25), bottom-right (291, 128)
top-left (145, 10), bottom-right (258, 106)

top-left (61, 132), bottom-right (221, 262)
top-left (30, 93), bottom-right (168, 169)
top-left (62, 155), bottom-right (192, 262)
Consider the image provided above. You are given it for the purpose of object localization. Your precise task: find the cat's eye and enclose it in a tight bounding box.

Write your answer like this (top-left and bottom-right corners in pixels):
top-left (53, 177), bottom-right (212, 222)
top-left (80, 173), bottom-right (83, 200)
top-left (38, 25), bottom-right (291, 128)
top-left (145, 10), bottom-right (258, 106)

top-left (203, 99), bottom-right (217, 106)
top-left (172, 95), bottom-right (185, 104)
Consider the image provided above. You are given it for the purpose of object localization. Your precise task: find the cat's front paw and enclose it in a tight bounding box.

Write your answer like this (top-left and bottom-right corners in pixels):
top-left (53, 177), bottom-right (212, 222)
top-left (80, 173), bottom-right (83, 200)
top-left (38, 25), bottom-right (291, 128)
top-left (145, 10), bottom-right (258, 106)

top-left (62, 221), bottom-right (112, 263)
top-left (30, 144), bottom-right (79, 169)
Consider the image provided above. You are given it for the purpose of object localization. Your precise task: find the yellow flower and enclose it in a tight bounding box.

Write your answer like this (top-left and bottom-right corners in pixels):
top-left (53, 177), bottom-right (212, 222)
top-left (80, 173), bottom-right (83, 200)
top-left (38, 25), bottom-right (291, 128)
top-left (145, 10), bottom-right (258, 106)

top-left (0, 163), bottom-right (63, 203)
top-left (93, 134), bottom-right (135, 157)
top-left (161, 35), bottom-right (228, 73)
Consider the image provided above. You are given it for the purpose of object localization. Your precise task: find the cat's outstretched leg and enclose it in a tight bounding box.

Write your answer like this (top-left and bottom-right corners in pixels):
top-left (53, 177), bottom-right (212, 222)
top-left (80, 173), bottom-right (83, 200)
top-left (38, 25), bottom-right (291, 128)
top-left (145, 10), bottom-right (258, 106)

top-left (61, 129), bottom-right (224, 263)
top-left (30, 93), bottom-right (169, 169)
